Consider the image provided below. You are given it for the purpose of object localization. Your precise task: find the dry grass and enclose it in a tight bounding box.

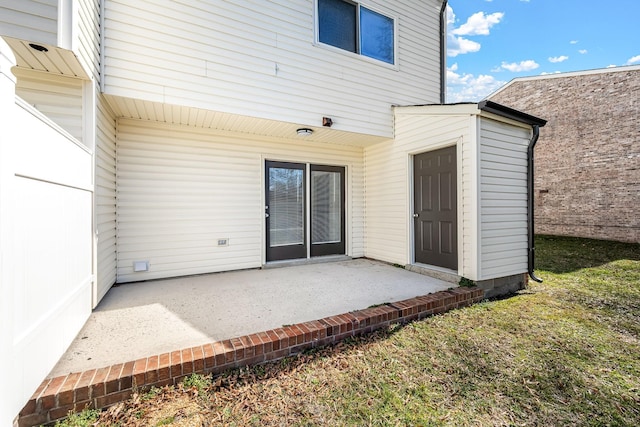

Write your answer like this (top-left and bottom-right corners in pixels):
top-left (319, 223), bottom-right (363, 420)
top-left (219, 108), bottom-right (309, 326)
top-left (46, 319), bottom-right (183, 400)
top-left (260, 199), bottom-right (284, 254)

top-left (57, 236), bottom-right (640, 426)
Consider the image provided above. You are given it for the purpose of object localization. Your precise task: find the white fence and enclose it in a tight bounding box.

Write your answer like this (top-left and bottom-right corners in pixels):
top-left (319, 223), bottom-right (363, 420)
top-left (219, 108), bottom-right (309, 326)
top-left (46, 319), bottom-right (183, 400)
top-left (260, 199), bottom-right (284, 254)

top-left (0, 39), bottom-right (93, 426)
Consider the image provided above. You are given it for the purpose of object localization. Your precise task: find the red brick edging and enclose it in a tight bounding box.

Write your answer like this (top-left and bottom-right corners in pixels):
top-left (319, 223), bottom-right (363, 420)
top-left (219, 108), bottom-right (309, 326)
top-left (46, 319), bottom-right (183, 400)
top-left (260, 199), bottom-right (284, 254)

top-left (18, 287), bottom-right (483, 426)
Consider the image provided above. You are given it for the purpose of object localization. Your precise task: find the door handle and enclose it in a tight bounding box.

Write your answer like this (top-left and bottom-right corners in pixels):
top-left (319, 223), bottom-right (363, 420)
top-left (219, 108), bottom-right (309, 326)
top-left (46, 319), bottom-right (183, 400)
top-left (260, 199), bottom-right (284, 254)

top-left (413, 213), bottom-right (419, 218)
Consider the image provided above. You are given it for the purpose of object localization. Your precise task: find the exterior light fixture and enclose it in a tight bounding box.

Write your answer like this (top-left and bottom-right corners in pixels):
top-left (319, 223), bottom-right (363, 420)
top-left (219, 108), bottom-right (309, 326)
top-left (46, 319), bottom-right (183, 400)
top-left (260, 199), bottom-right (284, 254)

top-left (28, 43), bottom-right (48, 52)
top-left (296, 128), bottom-right (313, 136)
top-left (322, 117), bottom-right (333, 127)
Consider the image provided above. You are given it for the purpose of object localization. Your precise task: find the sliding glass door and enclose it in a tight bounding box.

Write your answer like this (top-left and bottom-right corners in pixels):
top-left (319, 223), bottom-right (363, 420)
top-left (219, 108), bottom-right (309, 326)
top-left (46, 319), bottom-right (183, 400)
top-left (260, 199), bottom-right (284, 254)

top-left (265, 162), bottom-right (345, 262)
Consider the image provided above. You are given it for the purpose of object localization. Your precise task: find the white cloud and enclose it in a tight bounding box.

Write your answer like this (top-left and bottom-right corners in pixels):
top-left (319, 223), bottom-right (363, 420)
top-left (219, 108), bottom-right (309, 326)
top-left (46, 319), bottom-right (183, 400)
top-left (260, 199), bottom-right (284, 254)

top-left (607, 65), bottom-right (617, 68)
top-left (626, 55), bottom-right (640, 65)
top-left (448, 36), bottom-right (481, 57)
top-left (548, 55), bottom-right (569, 63)
top-left (451, 11), bottom-right (504, 36)
top-left (541, 71), bottom-right (561, 75)
top-left (500, 60), bottom-right (539, 72)
top-left (446, 64), bottom-right (506, 102)
top-left (446, 6), bottom-right (503, 57)
top-left (570, 40), bottom-right (578, 44)
top-left (579, 49), bottom-right (588, 54)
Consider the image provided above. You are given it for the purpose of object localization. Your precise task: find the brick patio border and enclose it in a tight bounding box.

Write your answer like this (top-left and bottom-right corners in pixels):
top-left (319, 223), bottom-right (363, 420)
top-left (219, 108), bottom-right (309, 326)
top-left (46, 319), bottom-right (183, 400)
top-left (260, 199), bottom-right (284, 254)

top-left (18, 287), bottom-right (483, 426)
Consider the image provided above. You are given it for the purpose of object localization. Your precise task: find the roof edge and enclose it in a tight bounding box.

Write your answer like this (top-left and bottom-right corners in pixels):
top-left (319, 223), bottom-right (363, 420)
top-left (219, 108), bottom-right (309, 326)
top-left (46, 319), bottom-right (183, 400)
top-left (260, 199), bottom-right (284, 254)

top-left (395, 102), bottom-right (547, 127)
top-left (478, 100), bottom-right (547, 127)
top-left (487, 64), bottom-right (640, 99)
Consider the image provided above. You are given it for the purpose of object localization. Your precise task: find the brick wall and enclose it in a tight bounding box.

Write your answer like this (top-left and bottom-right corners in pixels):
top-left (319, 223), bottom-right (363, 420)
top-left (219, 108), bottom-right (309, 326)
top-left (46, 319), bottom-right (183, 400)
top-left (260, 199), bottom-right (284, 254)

top-left (489, 67), bottom-right (639, 243)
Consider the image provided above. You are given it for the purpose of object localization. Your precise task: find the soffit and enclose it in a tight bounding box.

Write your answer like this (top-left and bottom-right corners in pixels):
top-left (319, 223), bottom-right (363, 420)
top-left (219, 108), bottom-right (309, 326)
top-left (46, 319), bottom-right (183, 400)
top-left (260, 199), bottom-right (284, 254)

top-left (105, 95), bottom-right (389, 147)
top-left (2, 36), bottom-right (88, 79)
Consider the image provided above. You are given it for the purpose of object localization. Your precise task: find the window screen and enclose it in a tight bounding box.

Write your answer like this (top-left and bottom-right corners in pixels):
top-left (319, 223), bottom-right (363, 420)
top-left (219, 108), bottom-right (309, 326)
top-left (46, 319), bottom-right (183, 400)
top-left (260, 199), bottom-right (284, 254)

top-left (318, 0), bottom-right (394, 64)
top-left (318, 0), bottom-right (357, 53)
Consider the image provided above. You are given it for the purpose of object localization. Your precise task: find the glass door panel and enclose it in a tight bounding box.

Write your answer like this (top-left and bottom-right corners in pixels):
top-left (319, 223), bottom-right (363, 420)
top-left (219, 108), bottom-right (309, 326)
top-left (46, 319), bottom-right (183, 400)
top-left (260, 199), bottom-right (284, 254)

top-left (311, 171), bottom-right (341, 244)
top-left (310, 165), bottom-right (345, 257)
top-left (265, 161), bottom-right (306, 261)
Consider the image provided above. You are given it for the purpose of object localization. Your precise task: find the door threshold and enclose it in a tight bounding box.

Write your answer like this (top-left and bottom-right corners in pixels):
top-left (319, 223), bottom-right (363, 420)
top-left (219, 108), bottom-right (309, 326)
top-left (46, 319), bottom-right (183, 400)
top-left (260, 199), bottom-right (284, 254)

top-left (406, 263), bottom-right (460, 284)
top-left (263, 255), bottom-right (352, 269)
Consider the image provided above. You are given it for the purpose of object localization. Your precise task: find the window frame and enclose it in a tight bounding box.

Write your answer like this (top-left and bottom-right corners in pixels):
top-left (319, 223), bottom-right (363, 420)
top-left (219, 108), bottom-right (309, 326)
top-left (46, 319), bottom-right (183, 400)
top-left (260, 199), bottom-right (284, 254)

top-left (314, 0), bottom-right (399, 68)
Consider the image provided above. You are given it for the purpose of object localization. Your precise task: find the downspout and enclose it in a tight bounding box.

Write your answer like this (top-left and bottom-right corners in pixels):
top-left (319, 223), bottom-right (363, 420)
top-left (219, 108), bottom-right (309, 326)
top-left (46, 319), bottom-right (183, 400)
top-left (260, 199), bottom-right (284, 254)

top-left (528, 125), bottom-right (542, 282)
top-left (439, 0), bottom-right (448, 104)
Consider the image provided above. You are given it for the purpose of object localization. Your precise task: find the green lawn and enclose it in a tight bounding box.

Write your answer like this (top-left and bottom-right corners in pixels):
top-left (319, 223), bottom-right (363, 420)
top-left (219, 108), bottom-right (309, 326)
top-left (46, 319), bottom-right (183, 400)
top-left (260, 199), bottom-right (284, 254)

top-left (59, 236), bottom-right (640, 426)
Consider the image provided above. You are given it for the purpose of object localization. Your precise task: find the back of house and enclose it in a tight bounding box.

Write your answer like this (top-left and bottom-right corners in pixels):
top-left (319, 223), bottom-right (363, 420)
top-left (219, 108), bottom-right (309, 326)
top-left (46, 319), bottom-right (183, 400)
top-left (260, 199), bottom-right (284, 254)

top-left (1, 1), bottom-right (450, 424)
top-left (100, 0), bottom-right (447, 285)
top-left (2, 1), bottom-right (553, 424)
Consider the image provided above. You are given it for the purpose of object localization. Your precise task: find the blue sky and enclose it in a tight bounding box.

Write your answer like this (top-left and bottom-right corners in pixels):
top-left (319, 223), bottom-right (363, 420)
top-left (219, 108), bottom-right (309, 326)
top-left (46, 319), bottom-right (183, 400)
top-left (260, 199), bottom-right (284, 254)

top-left (446, 0), bottom-right (640, 102)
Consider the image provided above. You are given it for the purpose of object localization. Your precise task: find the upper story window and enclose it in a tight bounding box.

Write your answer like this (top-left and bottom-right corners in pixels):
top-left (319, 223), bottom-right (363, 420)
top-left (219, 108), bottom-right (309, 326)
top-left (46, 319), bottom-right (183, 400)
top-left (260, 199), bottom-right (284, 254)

top-left (317, 0), bottom-right (395, 65)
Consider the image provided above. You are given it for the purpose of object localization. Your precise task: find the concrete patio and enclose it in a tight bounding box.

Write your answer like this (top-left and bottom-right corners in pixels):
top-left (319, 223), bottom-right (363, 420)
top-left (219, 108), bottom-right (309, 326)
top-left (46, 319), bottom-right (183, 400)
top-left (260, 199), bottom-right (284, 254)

top-left (49, 259), bottom-right (456, 377)
top-left (49, 258), bottom-right (457, 378)
top-left (20, 258), bottom-right (487, 426)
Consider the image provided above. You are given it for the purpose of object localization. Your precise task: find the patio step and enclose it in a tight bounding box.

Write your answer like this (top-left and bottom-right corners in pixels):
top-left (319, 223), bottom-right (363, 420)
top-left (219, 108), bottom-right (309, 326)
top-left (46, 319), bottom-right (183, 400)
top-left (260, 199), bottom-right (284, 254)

top-left (405, 263), bottom-right (460, 285)
top-left (263, 255), bottom-right (352, 269)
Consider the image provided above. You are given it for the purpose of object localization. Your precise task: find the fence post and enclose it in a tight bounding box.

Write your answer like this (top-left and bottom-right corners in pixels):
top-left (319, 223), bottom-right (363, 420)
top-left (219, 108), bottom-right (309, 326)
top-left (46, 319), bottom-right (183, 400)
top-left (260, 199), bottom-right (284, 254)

top-left (0, 37), bottom-right (19, 427)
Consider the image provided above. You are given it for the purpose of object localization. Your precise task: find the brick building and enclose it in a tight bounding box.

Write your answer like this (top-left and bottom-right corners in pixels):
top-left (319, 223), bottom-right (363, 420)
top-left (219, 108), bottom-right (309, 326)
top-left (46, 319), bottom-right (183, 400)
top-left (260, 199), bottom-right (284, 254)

top-left (489, 66), bottom-right (640, 243)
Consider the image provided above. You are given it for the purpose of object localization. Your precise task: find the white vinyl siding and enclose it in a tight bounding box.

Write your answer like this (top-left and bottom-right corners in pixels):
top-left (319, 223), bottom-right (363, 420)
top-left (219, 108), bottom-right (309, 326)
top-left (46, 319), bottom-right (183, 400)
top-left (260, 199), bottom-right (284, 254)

top-left (366, 111), bottom-right (469, 267)
top-left (76, 0), bottom-right (101, 80)
top-left (14, 69), bottom-right (84, 141)
top-left (385, 105), bottom-right (533, 282)
top-left (478, 117), bottom-right (531, 279)
top-left (116, 119), bottom-right (364, 283)
top-left (103, 0), bottom-right (443, 138)
top-left (96, 95), bottom-right (117, 302)
top-left (0, 0), bottom-right (58, 45)
top-left (363, 141), bottom-right (409, 262)
top-left (75, 0), bottom-right (118, 303)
